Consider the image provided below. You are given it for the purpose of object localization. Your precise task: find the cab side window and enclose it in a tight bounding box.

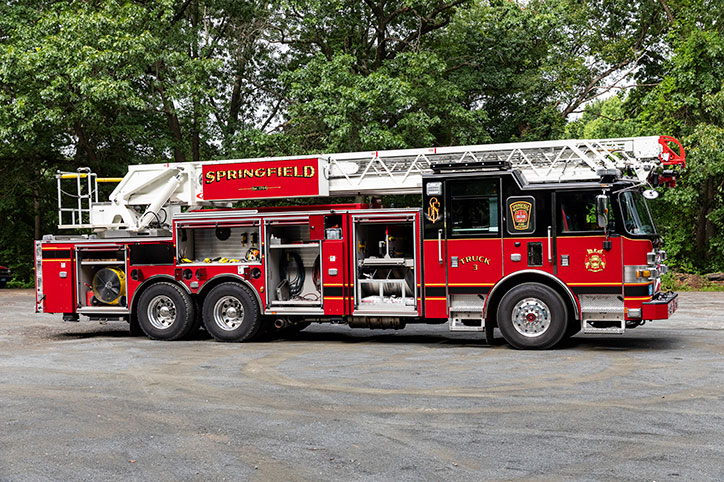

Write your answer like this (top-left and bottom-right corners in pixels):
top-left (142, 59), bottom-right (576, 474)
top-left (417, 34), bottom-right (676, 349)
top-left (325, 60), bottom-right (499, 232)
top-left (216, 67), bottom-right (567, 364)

top-left (448, 179), bottom-right (499, 237)
top-left (558, 192), bottom-right (612, 233)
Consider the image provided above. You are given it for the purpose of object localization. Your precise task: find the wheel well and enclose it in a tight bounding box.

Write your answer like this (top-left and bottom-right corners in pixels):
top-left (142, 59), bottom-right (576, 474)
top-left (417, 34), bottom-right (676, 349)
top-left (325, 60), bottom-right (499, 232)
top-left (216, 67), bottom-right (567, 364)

top-left (197, 275), bottom-right (263, 312)
top-left (130, 275), bottom-right (189, 319)
top-left (485, 272), bottom-right (579, 326)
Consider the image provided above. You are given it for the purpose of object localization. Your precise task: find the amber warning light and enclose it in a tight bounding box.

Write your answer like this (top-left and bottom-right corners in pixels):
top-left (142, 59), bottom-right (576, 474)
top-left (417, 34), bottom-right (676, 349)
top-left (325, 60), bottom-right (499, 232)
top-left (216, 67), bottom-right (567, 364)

top-left (201, 158), bottom-right (326, 201)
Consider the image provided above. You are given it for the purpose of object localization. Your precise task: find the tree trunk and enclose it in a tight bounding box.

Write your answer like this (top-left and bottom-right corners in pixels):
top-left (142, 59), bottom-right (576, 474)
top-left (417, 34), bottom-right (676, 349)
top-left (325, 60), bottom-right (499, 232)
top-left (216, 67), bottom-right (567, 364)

top-left (191, 0), bottom-right (200, 162)
top-left (33, 170), bottom-right (40, 240)
top-left (695, 177), bottom-right (714, 265)
top-left (155, 79), bottom-right (186, 163)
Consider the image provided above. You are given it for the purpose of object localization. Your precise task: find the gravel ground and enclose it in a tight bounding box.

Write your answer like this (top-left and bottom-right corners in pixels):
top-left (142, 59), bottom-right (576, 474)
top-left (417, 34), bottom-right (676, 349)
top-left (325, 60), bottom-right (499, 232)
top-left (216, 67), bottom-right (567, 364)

top-left (0, 289), bottom-right (723, 481)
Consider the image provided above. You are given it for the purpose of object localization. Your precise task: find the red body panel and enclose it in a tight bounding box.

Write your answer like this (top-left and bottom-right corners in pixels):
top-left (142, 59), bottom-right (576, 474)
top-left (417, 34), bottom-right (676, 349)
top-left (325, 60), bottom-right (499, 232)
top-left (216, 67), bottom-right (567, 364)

top-left (422, 239), bottom-right (447, 318)
top-left (642, 294), bottom-right (678, 319)
top-left (40, 245), bottom-right (76, 313)
top-left (446, 238), bottom-right (502, 301)
top-left (501, 237), bottom-right (556, 277)
top-left (202, 158), bottom-right (322, 201)
top-left (322, 240), bottom-right (345, 315)
top-left (556, 235), bottom-right (623, 289)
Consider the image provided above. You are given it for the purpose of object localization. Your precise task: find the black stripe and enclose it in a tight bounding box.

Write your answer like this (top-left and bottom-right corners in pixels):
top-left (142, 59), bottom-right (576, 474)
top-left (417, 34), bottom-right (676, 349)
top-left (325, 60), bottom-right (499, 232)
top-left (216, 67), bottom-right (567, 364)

top-left (43, 249), bottom-right (71, 259)
top-left (572, 286), bottom-right (621, 295)
top-left (624, 284), bottom-right (651, 297)
top-left (449, 286), bottom-right (490, 295)
top-left (324, 286), bottom-right (343, 297)
top-left (425, 286), bottom-right (446, 297)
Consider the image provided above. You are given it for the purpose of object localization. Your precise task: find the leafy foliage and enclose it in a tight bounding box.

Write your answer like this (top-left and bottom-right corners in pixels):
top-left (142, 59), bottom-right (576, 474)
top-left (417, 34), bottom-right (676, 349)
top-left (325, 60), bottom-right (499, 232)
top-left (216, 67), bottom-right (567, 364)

top-left (0, 0), bottom-right (722, 282)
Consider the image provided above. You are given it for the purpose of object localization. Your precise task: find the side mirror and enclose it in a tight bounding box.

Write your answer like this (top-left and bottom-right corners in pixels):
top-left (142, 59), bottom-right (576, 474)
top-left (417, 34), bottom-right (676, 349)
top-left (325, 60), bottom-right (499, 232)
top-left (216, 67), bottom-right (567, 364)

top-left (596, 194), bottom-right (609, 228)
top-left (642, 189), bottom-right (659, 200)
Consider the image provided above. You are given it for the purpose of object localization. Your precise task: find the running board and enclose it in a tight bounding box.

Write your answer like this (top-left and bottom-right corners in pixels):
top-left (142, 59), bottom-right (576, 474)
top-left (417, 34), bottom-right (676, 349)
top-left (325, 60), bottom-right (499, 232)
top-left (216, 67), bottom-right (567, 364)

top-left (579, 295), bottom-right (625, 334)
top-left (449, 316), bottom-right (485, 332)
top-left (581, 316), bottom-right (625, 334)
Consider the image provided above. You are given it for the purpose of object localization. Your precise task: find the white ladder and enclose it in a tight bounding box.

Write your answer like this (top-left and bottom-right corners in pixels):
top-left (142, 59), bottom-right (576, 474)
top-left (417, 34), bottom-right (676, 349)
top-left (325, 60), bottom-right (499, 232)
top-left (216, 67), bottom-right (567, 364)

top-left (325, 136), bottom-right (680, 195)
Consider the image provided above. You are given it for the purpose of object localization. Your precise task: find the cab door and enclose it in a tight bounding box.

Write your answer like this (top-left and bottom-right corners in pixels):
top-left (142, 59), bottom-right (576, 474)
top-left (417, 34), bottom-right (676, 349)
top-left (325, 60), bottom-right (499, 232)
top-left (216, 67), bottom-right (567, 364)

top-left (445, 177), bottom-right (503, 315)
top-left (502, 192), bottom-right (557, 276)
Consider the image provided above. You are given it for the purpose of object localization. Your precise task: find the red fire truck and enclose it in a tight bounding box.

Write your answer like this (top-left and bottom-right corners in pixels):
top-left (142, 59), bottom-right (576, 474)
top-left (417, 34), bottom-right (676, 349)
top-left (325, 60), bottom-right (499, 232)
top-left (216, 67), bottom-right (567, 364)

top-left (35, 136), bottom-right (684, 349)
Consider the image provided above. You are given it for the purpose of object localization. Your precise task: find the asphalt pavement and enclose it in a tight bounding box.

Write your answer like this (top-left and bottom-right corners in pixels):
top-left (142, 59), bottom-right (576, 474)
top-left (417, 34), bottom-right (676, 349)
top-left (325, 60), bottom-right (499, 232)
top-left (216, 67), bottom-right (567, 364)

top-left (1, 289), bottom-right (723, 481)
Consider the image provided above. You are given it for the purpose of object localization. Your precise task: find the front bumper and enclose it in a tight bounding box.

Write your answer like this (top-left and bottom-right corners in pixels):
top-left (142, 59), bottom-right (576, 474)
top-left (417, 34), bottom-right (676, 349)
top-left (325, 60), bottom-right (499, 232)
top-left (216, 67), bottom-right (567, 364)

top-left (641, 291), bottom-right (678, 320)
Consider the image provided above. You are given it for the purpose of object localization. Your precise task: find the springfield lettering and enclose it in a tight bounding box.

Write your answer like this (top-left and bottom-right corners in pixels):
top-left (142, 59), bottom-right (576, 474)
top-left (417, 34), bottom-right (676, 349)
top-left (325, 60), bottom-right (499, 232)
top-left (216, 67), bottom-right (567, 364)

top-left (205, 165), bottom-right (315, 184)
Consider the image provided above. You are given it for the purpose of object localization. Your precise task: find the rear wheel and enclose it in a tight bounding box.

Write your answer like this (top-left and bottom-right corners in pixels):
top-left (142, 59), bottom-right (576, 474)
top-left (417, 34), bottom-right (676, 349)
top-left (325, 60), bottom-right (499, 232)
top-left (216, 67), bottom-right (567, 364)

top-left (137, 282), bottom-right (196, 340)
top-left (202, 283), bottom-right (262, 342)
top-left (496, 283), bottom-right (567, 349)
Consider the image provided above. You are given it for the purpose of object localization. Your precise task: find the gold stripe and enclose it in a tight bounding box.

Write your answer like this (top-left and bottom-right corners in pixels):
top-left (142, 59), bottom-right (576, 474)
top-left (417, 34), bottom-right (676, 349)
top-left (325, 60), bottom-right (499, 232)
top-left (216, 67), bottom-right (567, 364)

top-left (625, 296), bottom-right (652, 301)
top-left (324, 297), bottom-right (344, 300)
top-left (567, 282), bottom-right (621, 286)
top-left (426, 297), bottom-right (447, 300)
top-left (448, 283), bottom-right (494, 287)
top-left (43, 258), bottom-right (71, 262)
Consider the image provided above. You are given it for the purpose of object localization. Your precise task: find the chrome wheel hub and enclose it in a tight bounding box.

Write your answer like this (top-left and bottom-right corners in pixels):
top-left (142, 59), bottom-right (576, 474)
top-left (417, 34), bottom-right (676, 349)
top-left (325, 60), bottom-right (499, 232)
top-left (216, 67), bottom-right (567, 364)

top-left (147, 295), bottom-right (177, 330)
top-left (512, 297), bottom-right (551, 338)
top-left (213, 296), bottom-right (244, 331)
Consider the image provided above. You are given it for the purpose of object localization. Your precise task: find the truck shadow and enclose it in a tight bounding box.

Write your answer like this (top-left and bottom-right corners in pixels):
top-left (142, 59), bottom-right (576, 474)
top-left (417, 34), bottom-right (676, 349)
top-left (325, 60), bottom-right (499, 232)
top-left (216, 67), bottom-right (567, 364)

top-left (51, 325), bottom-right (682, 351)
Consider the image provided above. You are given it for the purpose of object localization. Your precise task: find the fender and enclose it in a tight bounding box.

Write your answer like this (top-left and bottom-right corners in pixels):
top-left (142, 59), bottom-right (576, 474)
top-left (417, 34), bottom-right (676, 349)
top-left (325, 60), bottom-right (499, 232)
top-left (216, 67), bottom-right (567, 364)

top-left (198, 273), bottom-right (264, 312)
top-left (483, 269), bottom-right (580, 320)
top-left (129, 274), bottom-right (192, 312)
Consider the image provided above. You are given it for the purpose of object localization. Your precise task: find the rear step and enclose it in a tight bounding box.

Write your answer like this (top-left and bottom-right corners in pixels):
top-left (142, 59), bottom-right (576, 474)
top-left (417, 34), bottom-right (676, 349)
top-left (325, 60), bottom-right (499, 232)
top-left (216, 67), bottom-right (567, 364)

top-left (582, 318), bottom-right (625, 334)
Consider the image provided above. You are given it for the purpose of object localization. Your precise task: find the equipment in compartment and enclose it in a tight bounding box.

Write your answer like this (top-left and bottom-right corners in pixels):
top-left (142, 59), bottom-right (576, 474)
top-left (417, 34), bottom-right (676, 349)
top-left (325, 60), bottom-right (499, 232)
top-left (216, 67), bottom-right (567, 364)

top-left (177, 224), bottom-right (261, 264)
top-left (77, 247), bottom-right (128, 309)
top-left (353, 216), bottom-right (418, 313)
top-left (91, 268), bottom-right (126, 305)
top-left (266, 221), bottom-right (323, 307)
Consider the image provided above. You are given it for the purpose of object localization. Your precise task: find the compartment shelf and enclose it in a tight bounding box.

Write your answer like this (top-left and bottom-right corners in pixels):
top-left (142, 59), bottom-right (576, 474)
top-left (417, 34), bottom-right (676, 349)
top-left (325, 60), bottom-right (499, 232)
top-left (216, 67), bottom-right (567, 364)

top-left (268, 243), bottom-right (320, 249)
top-left (80, 260), bottom-right (125, 265)
top-left (359, 257), bottom-right (413, 267)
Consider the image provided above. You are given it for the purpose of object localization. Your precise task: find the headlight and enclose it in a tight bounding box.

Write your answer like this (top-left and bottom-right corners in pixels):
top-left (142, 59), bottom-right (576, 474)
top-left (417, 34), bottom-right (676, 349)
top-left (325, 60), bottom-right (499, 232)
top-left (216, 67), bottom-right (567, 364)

top-left (647, 251), bottom-right (656, 265)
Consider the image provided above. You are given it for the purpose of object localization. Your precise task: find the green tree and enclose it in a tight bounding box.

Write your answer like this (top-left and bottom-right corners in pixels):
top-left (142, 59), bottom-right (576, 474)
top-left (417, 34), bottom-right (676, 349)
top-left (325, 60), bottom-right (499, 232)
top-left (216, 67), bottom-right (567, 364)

top-left (634, 2), bottom-right (724, 271)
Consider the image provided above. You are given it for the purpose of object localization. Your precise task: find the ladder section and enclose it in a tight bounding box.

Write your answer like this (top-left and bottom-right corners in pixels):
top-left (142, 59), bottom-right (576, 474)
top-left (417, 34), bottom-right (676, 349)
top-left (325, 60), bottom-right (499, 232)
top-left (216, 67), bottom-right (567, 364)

top-left (56, 169), bottom-right (98, 229)
top-left (325, 136), bottom-right (680, 195)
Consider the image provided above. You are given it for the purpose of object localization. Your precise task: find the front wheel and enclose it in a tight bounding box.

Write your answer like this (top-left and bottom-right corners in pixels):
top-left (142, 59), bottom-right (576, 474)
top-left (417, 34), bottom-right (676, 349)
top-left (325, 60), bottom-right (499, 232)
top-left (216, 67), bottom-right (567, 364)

top-left (202, 283), bottom-right (262, 342)
top-left (496, 283), bottom-right (568, 350)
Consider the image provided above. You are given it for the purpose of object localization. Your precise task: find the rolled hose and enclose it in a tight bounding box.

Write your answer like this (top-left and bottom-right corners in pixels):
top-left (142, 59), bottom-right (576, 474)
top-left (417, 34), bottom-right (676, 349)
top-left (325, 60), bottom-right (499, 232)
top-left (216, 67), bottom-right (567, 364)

top-left (91, 267), bottom-right (126, 305)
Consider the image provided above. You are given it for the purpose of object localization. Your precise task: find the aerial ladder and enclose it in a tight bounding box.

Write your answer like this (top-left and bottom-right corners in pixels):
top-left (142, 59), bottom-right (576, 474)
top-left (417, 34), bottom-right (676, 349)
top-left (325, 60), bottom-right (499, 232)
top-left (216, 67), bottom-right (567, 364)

top-left (56, 136), bottom-right (685, 233)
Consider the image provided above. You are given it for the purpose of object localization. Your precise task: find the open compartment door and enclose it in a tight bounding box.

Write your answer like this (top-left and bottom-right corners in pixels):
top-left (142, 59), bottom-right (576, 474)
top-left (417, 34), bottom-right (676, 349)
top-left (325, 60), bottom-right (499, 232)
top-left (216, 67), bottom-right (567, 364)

top-left (351, 211), bottom-right (421, 316)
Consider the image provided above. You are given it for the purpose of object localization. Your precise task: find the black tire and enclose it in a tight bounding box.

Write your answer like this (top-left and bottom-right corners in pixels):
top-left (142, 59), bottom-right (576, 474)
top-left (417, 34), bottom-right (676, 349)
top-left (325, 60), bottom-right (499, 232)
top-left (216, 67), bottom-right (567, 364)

top-left (564, 314), bottom-right (581, 339)
top-left (496, 283), bottom-right (568, 350)
top-left (484, 317), bottom-right (496, 345)
top-left (128, 312), bottom-right (144, 337)
top-left (202, 283), bottom-right (262, 342)
top-left (0, 281), bottom-right (6, 289)
top-left (137, 282), bottom-right (197, 340)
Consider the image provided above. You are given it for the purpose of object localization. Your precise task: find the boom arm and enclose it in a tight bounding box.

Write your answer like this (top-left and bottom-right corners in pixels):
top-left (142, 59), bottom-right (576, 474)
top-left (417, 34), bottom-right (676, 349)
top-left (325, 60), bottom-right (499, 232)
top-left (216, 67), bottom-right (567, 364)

top-left (56, 136), bottom-right (684, 232)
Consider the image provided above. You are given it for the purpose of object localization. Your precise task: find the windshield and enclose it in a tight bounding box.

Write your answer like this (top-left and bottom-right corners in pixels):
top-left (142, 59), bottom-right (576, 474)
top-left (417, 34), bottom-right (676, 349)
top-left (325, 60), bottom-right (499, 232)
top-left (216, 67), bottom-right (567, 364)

top-left (619, 191), bottom-right (656, 236)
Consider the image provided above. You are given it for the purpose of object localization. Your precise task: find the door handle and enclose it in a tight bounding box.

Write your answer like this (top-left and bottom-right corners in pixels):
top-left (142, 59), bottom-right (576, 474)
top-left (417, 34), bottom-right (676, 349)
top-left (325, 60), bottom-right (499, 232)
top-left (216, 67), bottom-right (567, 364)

top-left (547, 226), bottom-right (552, 263)
top-left (438, 229), bottom-right (443, 264)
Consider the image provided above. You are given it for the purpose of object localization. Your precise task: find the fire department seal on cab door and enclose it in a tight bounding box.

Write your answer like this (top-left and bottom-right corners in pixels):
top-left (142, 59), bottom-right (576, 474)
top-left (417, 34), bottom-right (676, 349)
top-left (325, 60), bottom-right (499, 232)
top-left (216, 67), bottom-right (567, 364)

top-left (509, 200), bottom-right (532, 231)
top-left (584, 249), bottom-right (607, 272)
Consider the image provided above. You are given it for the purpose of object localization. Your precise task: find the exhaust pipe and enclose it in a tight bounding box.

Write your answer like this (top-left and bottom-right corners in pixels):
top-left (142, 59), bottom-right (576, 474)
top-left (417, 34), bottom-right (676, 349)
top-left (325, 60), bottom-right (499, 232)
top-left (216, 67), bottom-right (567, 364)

top-left (274, 318), bottom-right (288, 329)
